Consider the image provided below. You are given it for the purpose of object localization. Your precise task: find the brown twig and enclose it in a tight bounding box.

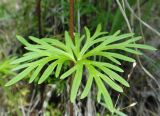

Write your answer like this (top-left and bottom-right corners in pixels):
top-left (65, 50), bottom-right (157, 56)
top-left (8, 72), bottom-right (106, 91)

top-left (35, 0), bottom-right (46, 113)
top-left (69, 0), bottom-right (74, 116)
top-left (36, 0), bottom-right (42, 38)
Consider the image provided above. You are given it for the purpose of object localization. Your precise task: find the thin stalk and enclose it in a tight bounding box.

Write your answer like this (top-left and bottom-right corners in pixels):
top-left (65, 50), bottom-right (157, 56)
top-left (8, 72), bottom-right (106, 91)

top-left (69, 0), bottom-right (74, 116)
top-left (36, 0), bottom-right (42, 38)
top-left (69, 0), bottom-right (74, 39)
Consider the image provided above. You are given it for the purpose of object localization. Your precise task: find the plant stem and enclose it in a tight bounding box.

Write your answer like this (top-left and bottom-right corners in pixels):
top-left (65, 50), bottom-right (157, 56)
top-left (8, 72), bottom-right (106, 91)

top-left (69, 0), bottom-right (74, 39)
top-left (69, 0), bottom-right (74, 116)
top-left (36, 0), bottom-right (42, 38)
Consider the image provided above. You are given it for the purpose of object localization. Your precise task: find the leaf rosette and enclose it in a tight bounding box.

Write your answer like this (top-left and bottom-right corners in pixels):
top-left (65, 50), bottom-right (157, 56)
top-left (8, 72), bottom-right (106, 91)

top-left (6, 24), bottom-right (156, 112)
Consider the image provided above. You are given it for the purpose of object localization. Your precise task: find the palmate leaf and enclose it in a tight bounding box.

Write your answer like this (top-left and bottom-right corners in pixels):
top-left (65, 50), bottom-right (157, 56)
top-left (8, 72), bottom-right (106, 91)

top-left (6, 24), bottom-right (156, 113)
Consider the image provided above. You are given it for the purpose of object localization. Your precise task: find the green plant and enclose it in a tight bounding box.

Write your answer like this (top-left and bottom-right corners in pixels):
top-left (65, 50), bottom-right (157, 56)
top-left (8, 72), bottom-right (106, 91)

top-left (0, 58), bottom-right (23, 116)
top-left (0, 58), bottom-right (15, 76)
top-left (5, 24), bottom-right (156, 113)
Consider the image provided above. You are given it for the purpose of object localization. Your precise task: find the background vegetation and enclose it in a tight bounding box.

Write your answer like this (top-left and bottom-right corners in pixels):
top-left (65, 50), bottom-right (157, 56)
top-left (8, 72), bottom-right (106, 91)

top-left (0, 0), bottom-right (160, 116)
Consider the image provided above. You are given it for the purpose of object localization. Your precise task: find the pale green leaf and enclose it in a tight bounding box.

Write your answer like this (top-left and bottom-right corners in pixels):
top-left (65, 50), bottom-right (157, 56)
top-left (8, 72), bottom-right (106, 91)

top-left (74, 33), bottom-right (81, 56)
top-left (60, 65), bottom-right (76, 79)
top-left (29, 64), bottom-right (43, 83)
top-left (97, 90), bottom-right (102, 103)
top-left (71, 63), bottom-right (83, 103)
top-left (126, 44), bottom-right (157, 51)
top-left (124, 36), bottom-right (142, 44)
top-left (16, 35), bottom-right (30, 46)
top-left (29, 36), bottom-right (46, 45)
top-left (25, 43), bottom-right (74, 62)
top-left (97, 66), bottom-right (129, 87)
top-left (87, 65), bottom-right (114, 112)
top-left (93, 52), bottom-right (121, 65)
top-left (92, 24), bottom-right (107, 39)
top-left (5, 66), bottom-right (36, 86)
top-left (91, 61), bottom-right (123, 72)
top-left (106, 52), bottom-right (135, 62)
top-left (80, 74), bottom-right (93, 99)
top-left (12, 63), bottom-right (29, 71)
top-left (43, 38), bottom-right (67, 50)
top-left (55, 62), bottom-right (63, 78)
top-left (11, 54), bottom-right (42, 64)
top-left (95, 76), bottom-right (114, 112)
top-left (38, 61), bottom-right (58, 84)
top-left (29, 57), bottom-right (53, 83)
top-left (65, 31), bottom-right (75, 51)
top-left (98, 72), bottom-right (123, 92)
top-left (123, 48), bottom-right (142, 55)
top-left (84, 27), bottom-right (90, 40)
top-left (103, 33), bottom-right (134, 45)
